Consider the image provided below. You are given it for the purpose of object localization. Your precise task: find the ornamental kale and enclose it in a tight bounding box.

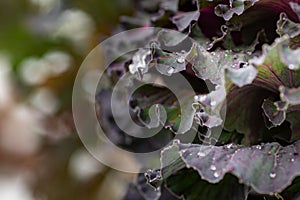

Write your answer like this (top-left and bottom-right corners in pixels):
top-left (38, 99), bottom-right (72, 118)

top-left (96, 0), bottom-right (300, 199)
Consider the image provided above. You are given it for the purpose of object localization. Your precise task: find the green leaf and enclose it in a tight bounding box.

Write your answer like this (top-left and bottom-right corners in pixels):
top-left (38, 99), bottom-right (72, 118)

top-left (225, 84), bottom-right (276, 144)
top-left (215, 0), bottom-right (258, 21)
top-left (165, 169), bottom-right (248, 200)
top-left (188, 43), bottom-right (256, 87)
top-left (262, 99), bottom-right (287, 127)
top-left (225, 35), bottom-right (300, 143)
top-left (154, 48), bottom-right (187, 76)
top-left (130, 84), bottom-right (195, 134)
top-left (280, 86), bottom-right (300, 105)
top-left (170, 1), bottom-right (199, 31)
top-left (276, 13), bottom-right (300, 38)
top-left (171, 11), bottom-right (200, 32)
top-left (158, 29), bottom-right (189, 47)
top-left (160, 0), bottom-right (179, 12)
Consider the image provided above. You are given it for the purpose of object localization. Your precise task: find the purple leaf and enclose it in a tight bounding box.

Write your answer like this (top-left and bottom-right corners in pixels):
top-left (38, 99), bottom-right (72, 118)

top-left (161, 141), bottom-right (300, 195)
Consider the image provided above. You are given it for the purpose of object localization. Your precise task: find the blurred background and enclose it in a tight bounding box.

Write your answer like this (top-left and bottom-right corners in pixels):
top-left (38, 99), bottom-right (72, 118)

top-left (0, 0), bottom-right (136, 199)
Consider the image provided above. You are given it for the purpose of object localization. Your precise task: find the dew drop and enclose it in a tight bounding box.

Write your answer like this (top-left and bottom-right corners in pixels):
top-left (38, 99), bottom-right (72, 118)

top-left (288, 64), bottom-right (298, 70)
top-left (256, 145), bottom-right (262, 150)
top-left (168, 67), bottom-right (175, 74)
top-left (206, 43), bottom-right (213, 50)
top-left (210, 165), bottom-right (216, 171)
top-left (213, 171), bottom-right (220, 178)
top-left (177, 57), bottom-right (185, 64)
top-left (270, 172), bottom-right (276, 179)
top-left (227, 143), bottom-right (233, 149)
top-left (173, 139), bottom-right (180, 145)
top-left (199, 95), bottom-right (207, 102)
top-left (197, 151), bottom-right (206, 157)
top-left (210, 101), bottom-right (217, 106)
top-left (291, 158), bottom-right (295, 162)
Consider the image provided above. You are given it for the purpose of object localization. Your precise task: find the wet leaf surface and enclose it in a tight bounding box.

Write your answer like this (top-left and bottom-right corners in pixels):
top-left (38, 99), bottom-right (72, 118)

top-left (160, 141), bottom-right (300, 195)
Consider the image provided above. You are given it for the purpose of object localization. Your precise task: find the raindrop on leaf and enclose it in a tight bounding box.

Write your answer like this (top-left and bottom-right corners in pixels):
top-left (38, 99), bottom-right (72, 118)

top-left (213, 171), bottom-right (220, 178)
top-left (288, 64), bottom-right (297, 70)
top-left (270, 172), bottom-right (276, 179)
top-left (177, 57), bottom-right (185, 64)
top-left (197, 151), bottom-right (206, 157)
top-left (173, 139), bottom-right (181, 145)
top-left (168, 67), bottom-right (175, 74)
top-left (199, 95), bottom-right (207, 102)
top-left (210, 165), bottom-right (216, 171)
top-left (210, 101), bottom-right (217, 106)
top-left (256, 145), bottom-right (262, 150)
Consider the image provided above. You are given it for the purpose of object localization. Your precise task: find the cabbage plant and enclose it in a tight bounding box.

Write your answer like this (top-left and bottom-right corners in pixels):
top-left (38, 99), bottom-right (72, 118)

top-left (96, 0), bottom-right (300, 199)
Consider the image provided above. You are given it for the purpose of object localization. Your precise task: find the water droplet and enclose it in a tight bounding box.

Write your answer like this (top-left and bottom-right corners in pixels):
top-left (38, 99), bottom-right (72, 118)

top-left (182, 150), bottom-right (186, 154)
top-left (173, 139), bottom-right (180, 145)
top-left (288, 64), bottom-right (298, 70)
top-left (256, 145), bottom-right (262, 150)
top-left (213, 171), bottom-right (220, 178)
top-left (291, 158), bottom-right (295, 162)
top-left (168, 67), bottom-right (175, 74)
top-left (210, 101), bottom-right (217, 106)
top-left (231, 64), bottom-right (236, 68)
top-left (197, 151), bottom-right (206, 157)
top-left (270, 172), bottom-right (276, 179)
top-left (210, 165), bottom-right (216, 171)
top-left (154, 186), bottom-right (161, 191)
top-left (177, 57), bottom-right (185, 64)
top-left (198, 95), bottom-right (207, 102)
top-left (206, 43), bottom-right (213, 50)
